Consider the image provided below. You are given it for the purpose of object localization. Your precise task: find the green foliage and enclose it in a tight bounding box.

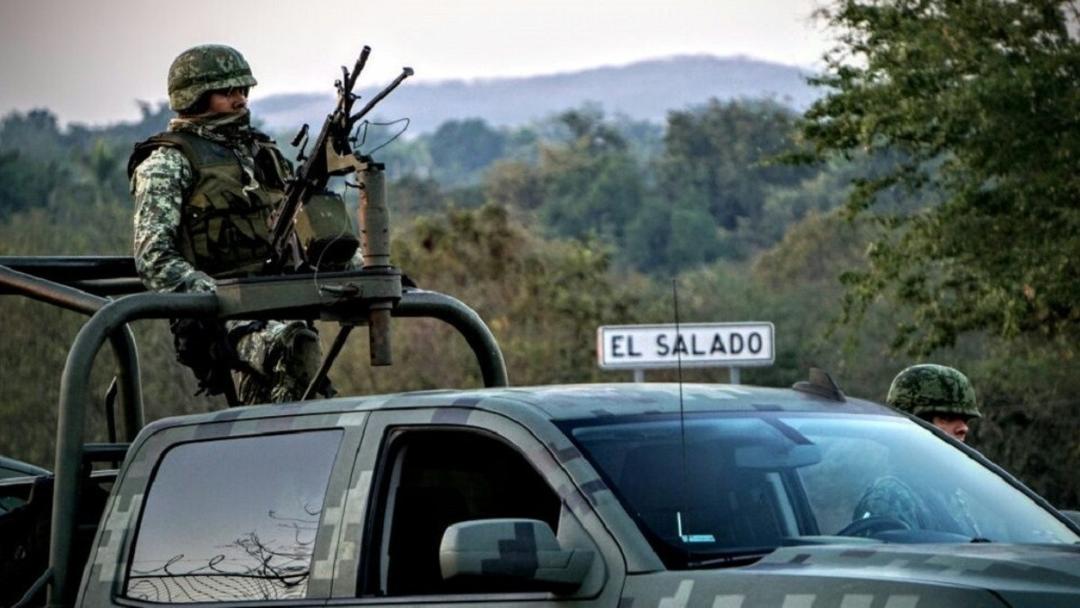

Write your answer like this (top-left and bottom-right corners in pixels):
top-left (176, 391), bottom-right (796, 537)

top-left (802, 0), bottom-right (1080, 354)
top-left (483, 160), bottom-right (544, 211)
top-left (0, 151), bottom-right (64, 213)
top-left (0, 198), bottom-right (216, 468)
top-left (0, 105), bottom-right (224, 467)
top-left (387, 175), bottom-right (448, 221)
top-left (539, 144), bottom-right (645, 249)
top-left (367, 136), bottom-right (434, 184)
top-left (1, 86), bottom-right (1078, 508)
top-left (428, 118), bottom-right (507, 185)
top-left (467, 108), bottom-right (652, 258)
top-left (0, 104), bottom-right (166, 215)
top-left (0, 109), bottom-right (66, 159)
top-left (327, 204), bottom-right (651, 390)
top-left (661, 99), bottom-right (811, 231)
top-left (625, 198), bottom-right (720, 273)
top-left (616, 99), bottom-right (828, 273)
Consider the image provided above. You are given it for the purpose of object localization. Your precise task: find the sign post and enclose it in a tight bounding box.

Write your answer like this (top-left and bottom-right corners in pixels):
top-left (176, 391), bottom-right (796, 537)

top-left (597, 322), bottom-right (775, 384)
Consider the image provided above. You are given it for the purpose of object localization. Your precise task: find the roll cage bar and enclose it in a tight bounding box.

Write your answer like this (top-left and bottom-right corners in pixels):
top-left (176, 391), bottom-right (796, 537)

top-left (0, 255), bottom-right (508, 607)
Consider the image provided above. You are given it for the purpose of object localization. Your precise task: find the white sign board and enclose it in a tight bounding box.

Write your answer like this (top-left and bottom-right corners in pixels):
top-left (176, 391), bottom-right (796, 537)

top-left (597, 322), bottom-right (775, 370)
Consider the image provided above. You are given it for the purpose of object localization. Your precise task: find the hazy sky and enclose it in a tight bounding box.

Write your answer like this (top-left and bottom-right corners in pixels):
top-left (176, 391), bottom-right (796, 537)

top-left (1, 0), bottom-right (832, 126)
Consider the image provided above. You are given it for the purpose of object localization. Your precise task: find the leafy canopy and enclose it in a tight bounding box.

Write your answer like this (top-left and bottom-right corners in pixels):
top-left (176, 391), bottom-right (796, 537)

top-left (801, 0), bottom-right (1080, 354)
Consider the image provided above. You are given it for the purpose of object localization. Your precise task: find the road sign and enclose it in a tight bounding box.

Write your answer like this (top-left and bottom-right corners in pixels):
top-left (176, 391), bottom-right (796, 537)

top-left (597, 322), bottom-right (775, 370)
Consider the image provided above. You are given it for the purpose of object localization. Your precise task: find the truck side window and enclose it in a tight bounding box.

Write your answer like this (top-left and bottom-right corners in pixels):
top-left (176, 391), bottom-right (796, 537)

top-left (124, 430), bottom-right (342, 603)
top-left (365, 429), bottom-right (561, 596)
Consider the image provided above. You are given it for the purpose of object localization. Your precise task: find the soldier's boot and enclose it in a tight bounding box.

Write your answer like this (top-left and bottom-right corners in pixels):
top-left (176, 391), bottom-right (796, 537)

top-left (269, 322), bottom-right (323, 403)
top-left (234, 370), bottom-right (272, 405)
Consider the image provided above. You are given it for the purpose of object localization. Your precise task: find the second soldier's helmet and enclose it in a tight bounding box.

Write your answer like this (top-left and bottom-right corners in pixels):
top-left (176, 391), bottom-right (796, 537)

top-left (886, 363), bottom-right (981, 420)
top-left (167, 44), bottom-right (257, 113)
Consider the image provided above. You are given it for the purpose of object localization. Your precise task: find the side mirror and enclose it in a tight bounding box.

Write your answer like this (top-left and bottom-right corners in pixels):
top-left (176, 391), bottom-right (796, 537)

top-left (735, 443), bottom-right (822, 469)
top-left (440, 518), bottom-right (594, 593)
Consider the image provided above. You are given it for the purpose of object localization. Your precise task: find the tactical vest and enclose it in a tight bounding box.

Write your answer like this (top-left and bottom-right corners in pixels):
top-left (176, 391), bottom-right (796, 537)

top-left (128, 130), bottom-right (291, 278)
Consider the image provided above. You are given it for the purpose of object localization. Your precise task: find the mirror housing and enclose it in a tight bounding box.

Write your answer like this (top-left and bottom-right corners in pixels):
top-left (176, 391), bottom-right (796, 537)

top-left (735, 443), bottom-right (822, 469)
top-left (440, 518), bottom-right (593, 593)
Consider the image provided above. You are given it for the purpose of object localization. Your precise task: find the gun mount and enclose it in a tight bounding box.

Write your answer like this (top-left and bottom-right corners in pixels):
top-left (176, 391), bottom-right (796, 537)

top-left (0, 46), bottom-right (503, 608)
top-left (0, 256), bottom-right (508, 606)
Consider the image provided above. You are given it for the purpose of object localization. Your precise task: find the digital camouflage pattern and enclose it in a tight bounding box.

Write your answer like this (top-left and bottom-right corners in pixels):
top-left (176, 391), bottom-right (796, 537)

top-left (231, 319), bottom-right (322, 403)
top-left (77, 385), bottom-right (1080, 607)
top-left (886, 363), bottom-right (981, 419)
top-left (81, 409), bottom-right (369, 604)
top-left (167, 44), bottom-right (257, 112)
top-left (131, 110), bottom-right (320, 404)
top-left (851, 476), bottom-right (933, 530)
top-left (131, 147), bottom-right (213, 294)
top-left (131, 119), bottom-right (287, 278)
top-left (130, 110), bottom-right (279, 293)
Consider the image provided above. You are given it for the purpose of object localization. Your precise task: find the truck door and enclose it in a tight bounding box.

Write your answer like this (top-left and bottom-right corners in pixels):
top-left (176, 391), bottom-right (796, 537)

top-left (78, 411), bottom-right (368, 607)
top-left (327, 406), bottom-right (626, 607)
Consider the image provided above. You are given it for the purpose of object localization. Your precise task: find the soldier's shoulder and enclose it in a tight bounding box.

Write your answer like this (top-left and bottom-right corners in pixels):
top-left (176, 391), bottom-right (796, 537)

top-left (137, 146), bottom-right (189, 171)
top-left (132, 146), bottom-right (192, 183)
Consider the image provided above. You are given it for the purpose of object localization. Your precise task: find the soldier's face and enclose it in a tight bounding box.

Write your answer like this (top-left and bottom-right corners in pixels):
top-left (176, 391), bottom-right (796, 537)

top-left (207, 87), bottom-right (248, 114)
top-left (931, 415), bottom-right (970, 442)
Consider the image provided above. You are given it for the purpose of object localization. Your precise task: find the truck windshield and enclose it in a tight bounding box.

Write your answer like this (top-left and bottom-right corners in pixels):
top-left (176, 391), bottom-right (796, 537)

top-left (563, 413), bottom-right (1078, 568)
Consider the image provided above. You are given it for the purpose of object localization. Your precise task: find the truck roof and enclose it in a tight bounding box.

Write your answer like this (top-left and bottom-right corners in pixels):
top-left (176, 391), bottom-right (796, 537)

top-left (142, 382), bottom-right (899, 434)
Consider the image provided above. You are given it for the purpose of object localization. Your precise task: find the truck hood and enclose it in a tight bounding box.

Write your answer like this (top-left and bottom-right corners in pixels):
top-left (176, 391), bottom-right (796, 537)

top-left (624, 543), bottom-right (1080, 607)
top-left (755, 542), bottom-right (1080, 594)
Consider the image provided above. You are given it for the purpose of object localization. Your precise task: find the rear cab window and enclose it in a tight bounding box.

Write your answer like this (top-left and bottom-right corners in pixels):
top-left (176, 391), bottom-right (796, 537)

top-left (124, 430), bottom-right (342, 603)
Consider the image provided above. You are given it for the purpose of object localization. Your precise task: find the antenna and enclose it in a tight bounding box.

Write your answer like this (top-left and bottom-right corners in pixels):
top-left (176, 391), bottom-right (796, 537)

top-left (672, 279), bottom-right (691, 556)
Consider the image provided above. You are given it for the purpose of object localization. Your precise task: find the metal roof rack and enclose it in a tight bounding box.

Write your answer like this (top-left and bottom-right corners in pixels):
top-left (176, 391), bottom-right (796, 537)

top-left (0, 254), bottom-right (508, 606)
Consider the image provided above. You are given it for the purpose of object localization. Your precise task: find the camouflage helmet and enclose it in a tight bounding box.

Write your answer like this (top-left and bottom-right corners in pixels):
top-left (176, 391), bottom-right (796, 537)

top-left (887, 364), bottom-right (981, 419)
top-left (167, 44), bottom-right (257, 112)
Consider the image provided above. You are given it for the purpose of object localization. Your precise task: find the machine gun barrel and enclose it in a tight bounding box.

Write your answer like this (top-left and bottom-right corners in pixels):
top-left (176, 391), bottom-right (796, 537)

top-left (348, 67), bottom-right (414, 124)
top-left (264, 50), bottom-right (411, 273)
top-left (346, 46), bottom-right (371, 94)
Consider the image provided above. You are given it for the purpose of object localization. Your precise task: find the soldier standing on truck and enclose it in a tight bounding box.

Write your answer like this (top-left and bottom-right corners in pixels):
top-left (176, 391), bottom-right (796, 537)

top-left (129, 44), bottom-right (329, 405)
top-left (887, 363), bottom-right (982, 442)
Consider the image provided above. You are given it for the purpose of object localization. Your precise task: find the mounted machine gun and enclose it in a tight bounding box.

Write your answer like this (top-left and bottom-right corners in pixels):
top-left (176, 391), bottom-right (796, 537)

top-left (0, 47), bottom-right (506, 607)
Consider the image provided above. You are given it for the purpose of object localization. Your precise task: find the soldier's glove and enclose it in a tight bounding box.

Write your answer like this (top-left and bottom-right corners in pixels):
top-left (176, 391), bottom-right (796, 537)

top-left (169, 318), bottom-right (236, 397)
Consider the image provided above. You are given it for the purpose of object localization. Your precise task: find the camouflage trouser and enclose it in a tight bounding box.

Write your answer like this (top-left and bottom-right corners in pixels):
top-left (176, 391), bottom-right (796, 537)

top-left (226, 320), bottom-right (323, 404)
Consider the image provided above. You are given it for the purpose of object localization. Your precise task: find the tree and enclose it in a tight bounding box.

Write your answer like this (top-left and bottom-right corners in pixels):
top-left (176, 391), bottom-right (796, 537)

top-left (538, 109), bottom-right (646, 250)
top-left (388, 174), bottom-right (448, 221)
top-left (326, 204), bottom-right (651, 390)
top-left (661, 99), bottom-right (809, 232)
top-left (0, 151), bottom-right (62, 213)
top-left (79, 139), bottom-right (128, 204)
top-left (428, 118), bottom-right (507, 185)
top-left (483, 160), bottom-right (544, 211)
top-left (0, 109), bottom-right (66, 160)
top-left (801, 0), bottom-right (1080, 354)
top-left (625, 197), bottom-right (721, 273)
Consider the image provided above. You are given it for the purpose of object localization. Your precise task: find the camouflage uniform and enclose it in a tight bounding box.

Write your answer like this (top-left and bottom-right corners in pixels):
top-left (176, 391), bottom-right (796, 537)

top-left (849, 364), bottom-right (984, 535)
top-left (131, 45), bottom-right (323, 405)
top-left (886, 364), bottom-right (982, 421)
top-left (851, 476), bottom-right (932, 530)
top-left (852, 476), bottom-right (983, 537)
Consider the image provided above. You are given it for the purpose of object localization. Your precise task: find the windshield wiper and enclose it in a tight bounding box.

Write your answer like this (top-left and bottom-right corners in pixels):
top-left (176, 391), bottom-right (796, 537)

top-left (686, 548), bottom-right (775, 568)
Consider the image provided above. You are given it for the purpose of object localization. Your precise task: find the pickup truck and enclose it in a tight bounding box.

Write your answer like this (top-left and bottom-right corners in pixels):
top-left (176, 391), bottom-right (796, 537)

top-left (1, 258), bottom-right (1079, 608)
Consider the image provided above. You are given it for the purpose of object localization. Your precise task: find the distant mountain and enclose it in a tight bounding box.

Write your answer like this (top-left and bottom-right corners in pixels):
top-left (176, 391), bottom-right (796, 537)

top-left (251, 55), bottom-right (819, 135)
